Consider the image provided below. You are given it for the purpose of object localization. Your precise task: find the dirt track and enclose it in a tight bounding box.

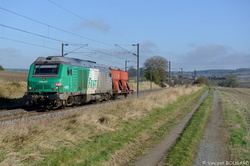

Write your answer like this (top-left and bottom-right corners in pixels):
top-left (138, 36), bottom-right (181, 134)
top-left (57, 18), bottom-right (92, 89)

top-left (135, 90), bottom-right (231, 166)
top-left (134, 91), bottom-right (209, 166)
top-left (194, 91), bottom-right (229, 165)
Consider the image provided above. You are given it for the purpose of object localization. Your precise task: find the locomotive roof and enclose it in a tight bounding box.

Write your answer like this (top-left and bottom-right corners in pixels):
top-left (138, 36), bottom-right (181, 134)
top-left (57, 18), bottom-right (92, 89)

top-left (33, 56), bottom-right (109, 71)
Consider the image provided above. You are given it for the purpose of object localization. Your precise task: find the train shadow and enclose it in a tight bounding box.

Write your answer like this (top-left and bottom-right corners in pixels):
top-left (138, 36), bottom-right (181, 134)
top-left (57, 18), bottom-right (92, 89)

top-left (0, 97), bottom-right (32, 111)
top-left (0, 95), bottom-right (127, 112)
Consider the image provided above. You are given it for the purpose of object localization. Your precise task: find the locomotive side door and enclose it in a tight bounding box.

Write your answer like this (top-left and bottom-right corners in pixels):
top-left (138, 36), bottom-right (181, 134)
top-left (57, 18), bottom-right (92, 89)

top-left (68, 67), bottom-right (73, 92)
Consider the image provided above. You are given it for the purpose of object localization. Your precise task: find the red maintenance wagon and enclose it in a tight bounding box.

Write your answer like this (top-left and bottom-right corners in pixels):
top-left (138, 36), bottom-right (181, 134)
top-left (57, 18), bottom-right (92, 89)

top-left (110, 68), bottom-right (133, 98)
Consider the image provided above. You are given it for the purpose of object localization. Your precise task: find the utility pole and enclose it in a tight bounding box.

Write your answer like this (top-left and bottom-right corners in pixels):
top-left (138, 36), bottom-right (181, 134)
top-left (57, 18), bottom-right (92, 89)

top-left (168, 61), bottom-right (171, 87)
top-left (132, 44), bottom-right (139, 98)
top-left (193, 70), bottom-right (197, 82)
top-left (180, 68), bottom-right (183, 85)
top-left (62, 43), bottom-right (88, 57)
top-left (61, 43), bottom-right (68, 57)
top-left (125, 60), bottom-right (129, 71)
top-left (150, 65), bottom-right (153, 90)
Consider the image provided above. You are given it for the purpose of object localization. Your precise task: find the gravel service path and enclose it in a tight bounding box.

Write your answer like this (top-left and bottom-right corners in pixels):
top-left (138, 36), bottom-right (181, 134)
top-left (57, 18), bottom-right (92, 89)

top-left (193, 91), bottom-right (229, 166)
top-left (135, 90), bottom-right (209, 166)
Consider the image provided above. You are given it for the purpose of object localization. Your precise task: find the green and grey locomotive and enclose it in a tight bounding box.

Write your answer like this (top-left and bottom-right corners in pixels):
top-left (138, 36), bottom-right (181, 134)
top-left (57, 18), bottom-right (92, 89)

top-left (24, 56), bottom-right (113, 109)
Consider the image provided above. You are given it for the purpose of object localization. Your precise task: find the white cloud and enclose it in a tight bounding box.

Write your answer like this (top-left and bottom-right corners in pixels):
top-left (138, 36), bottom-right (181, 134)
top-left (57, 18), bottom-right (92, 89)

top-left (177, 44), bottom-right (250, 70)
top-left (0, 47), bottom-right (18, 55)
top-left (72, 19), bottom-right (111, 33)
top-left (0, 47), bottom-right (20, 60)
top-left (140, 41), bottom-right (158, 55)
top-left (185, 44), bottom-right (230, 63)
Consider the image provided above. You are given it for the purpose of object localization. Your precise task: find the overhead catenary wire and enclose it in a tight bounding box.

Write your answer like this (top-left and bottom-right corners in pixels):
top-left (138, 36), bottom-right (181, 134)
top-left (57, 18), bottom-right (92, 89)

top-left (0, 7), bottom-right (114, 47)
top-left (1, 35), bottom-right (124, 66)
top-left (63, 44), bottom-right (88, 56)
top-left (0, 24), bottom-right (68, 44)
top-left (0, 24), bottom-right (130, 65)
top-left (47, 0), bottom-right (135, 43)
top-left (72, 48), bottom-right (124, 65)
top-left (114, 44), bottom-right (136, 55)
top-left (86, 45), bottom-right (128, 61)
top-left (0, 6), bottom-right (137, 59)
top-left (0, 36), bottom-right (61, 51)
top-left (0, 6), bottom-right (138, 68)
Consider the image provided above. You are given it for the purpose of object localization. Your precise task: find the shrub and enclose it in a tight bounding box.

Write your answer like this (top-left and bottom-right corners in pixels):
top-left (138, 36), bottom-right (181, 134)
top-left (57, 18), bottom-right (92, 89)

top-left (0, 65), bottom-right (4, 71)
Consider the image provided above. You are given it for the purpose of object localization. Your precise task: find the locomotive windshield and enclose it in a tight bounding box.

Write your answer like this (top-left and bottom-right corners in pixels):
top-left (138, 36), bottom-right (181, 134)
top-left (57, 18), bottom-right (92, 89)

top-left (34, 64), bottom-right (59, 75)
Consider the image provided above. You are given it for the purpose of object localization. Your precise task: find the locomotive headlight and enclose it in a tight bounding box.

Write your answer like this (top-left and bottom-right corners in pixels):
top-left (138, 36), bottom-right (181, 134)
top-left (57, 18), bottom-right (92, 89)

top-left (29, 87), bottom-right (32, 90)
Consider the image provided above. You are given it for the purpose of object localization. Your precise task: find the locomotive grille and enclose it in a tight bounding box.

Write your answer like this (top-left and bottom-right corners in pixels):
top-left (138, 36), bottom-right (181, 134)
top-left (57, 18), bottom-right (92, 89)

top-left (34, 84), bottom-right (51, 89)
top-left (35, 85), bottom-right (43, 89)
top-left (44, 84), bottom-right (51, 89)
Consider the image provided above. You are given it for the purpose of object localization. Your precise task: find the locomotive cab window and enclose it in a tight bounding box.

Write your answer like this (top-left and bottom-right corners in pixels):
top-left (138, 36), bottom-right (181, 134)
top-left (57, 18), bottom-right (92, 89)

top-left (34, 64), bottom-right (59, 75)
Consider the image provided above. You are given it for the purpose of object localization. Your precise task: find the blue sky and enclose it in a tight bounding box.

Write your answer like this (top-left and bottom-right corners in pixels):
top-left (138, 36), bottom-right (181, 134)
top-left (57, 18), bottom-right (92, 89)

top-left (0, 0), bottom-right (249, 71)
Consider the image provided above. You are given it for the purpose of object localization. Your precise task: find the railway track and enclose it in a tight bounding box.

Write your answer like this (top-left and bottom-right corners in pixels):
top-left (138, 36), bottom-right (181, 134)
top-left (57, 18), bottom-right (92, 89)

top-left (0, 88), bottom-right (165, 124)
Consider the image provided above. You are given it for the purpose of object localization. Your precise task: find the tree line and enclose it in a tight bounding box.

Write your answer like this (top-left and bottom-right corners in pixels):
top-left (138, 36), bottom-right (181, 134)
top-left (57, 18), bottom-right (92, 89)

top-left (127, 56), bottom-right (238, 87)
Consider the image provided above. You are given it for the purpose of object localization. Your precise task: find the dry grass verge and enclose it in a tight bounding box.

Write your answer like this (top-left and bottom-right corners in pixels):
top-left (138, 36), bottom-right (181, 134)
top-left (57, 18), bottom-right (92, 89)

top-left (0, 70), bottom-right (27, 106)
top-left (0, 81), bottom-right (27, 107)
top-left (0, 81), bottom-right (26, 99)
top-left (129, 81), bottom-right (162, 91)
top-left (0, 85), bottom-right (204, 165)
top-left (0, 70), bottom-right (27, 82)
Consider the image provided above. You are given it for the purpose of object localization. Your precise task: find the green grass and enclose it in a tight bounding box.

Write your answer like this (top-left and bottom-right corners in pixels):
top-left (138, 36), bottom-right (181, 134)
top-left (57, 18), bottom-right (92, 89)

top-left (37, 87), bottom-right (207, 166)
top-left (164, 88), bottom-right (213, 166)
top-left (219, 91), bottom-right (250, 162)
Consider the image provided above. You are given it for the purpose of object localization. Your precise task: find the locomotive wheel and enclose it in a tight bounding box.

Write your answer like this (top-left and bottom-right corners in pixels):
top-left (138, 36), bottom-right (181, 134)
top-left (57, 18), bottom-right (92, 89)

top-left (66, 96), bottom-right (74, 106)
top-left (112, 94), bottom-right (117, 100)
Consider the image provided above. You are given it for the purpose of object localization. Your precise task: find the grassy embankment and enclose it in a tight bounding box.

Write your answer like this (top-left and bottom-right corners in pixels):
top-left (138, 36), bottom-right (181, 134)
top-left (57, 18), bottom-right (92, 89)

top-left (0, 70), bottom-right (27, 106)
top-left (165, 88), bottom-right (213, 166)
top-left (0, 81), bottom-right (27, 106)
top-left (0, 86), bottom-right (206, 165)
top-left (218, 88), bottom-right (250, 162)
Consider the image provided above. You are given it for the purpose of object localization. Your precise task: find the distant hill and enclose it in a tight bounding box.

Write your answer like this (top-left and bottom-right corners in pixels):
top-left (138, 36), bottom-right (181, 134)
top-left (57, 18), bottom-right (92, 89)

top-left (177, 68), bottom-right (250, 77)
top-left (232, 68), bottom-right (250, 75)
top-left (196, 69), bottom-right (234, 76)
top-left (186, 68), bottom-right (250, 88)
top-left (5, 68), bottom-right (29, 73)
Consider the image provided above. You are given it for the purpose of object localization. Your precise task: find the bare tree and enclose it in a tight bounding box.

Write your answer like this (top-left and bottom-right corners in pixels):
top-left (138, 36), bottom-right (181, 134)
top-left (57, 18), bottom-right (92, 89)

top-left (144, 56), bottom-right (168, 84)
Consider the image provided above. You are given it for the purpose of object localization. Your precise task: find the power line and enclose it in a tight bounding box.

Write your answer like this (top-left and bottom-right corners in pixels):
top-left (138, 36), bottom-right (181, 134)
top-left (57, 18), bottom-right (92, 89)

top-left (47, 0), bottom-right (135, 43)
top-left (47, 0), bottom-right (108, 32)
top-left (114, 44), bottom-right (135, 55)
top-left (0, 23), bottom-right (130, 64)
top-left (71, 48), bottom-right (124, 65)
top-left (0, 24), bottom-right (67, 44)
top-left (0, 36), bottom-right (60, 51)
top-left (0, 6), bottom-right (137, 67)
top-left (0, 7), bottom-right (114, 47)
top-left (86, 46), bottom-right (127, 60)
top-left (1, 35), bottom-right (124, 65)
